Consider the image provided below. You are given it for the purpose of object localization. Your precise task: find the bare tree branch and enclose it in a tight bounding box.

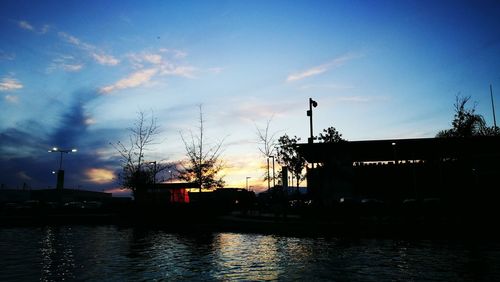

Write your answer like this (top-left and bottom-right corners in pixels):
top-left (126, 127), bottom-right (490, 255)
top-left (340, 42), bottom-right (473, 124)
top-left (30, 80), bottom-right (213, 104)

top-left (111, 110), bottom-right (166, 199)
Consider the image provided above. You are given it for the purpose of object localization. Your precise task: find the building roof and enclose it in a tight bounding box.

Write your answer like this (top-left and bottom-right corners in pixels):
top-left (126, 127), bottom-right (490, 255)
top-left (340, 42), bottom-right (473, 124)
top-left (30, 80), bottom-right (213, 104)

top-left (297, 136), bottom-right (500, 163)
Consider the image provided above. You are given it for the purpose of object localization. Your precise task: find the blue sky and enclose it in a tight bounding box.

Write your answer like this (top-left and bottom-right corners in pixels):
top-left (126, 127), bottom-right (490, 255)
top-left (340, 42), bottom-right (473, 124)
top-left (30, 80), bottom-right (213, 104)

top-left (1, 0), bottom-right (500, 193)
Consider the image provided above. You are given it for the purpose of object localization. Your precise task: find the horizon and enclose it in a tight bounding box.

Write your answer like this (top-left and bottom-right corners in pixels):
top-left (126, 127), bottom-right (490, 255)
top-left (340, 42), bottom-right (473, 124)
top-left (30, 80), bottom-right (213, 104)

top-left (1, 0), bottom-right (500, 194)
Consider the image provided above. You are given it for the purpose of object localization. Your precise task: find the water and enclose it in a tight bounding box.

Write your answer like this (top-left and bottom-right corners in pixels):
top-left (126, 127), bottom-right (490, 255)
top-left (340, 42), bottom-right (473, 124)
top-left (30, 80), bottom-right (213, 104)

top-left (1, 226), bottom-right (499, 281)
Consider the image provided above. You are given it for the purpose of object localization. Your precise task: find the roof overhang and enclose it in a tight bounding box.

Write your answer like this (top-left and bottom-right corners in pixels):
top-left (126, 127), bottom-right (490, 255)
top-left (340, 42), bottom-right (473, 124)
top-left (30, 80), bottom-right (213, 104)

top-left (297, 136), bottom-right (500, 163)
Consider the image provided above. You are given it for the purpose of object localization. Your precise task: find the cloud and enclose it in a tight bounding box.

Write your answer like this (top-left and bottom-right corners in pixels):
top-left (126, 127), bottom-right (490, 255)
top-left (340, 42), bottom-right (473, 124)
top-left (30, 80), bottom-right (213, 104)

top-left (101, 49), bottom-right (197, 94)
top-left (58, 32), bottom-right (90, 49)
top-left (50, 89), bottom-right (98, 147)
top-left (159, 48), bottom-right (187, 58)
top-left (143, 54), bottom-right (162, 64)
top-left (100, 68), bottom-right (158, 94)
top-left (0, 50), bottom-right (15, 61)
top-left (85, 168), bottom-right (115, 184)
top-left (18, 20), bottom-right (34, 31)
top-left (16, 171), bottom-right (33, 181)
top-left (287, 64), bottom-right (330, 82)
top-left (18, 20), bottom-right (50, 34)
top-left (0, 77), bottom-right (23, 91)
top-left (63, 64), bottom-right (84, 72)
top-left (0, 90), bottom-right (124, 191)
top-left (4, 95), bottom-right (19, 103)
top-left (48, 55), bottom-right (84, 72)
top-left (286, 53), bottom-right (362, 82)
top-left (159, 65), bottom-right (197, 78)
top-left (58, 32), bottom-right (120, 66)
top-left (335, 95), bottom-right (389, 103)
top-left (208, 67), bottom-right (224, 74)
top-left (300, 83), bottom-right (353, 90)
top-left (91, 53), bottom-right (120, 66)
top-left (128, 51), bottom-right (164, 66)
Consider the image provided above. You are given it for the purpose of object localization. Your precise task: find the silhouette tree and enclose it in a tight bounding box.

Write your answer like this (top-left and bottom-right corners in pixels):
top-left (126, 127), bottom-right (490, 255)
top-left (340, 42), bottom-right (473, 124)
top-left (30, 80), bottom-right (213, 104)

top-left (179, 105), bottom-right (225, 191)
top-left (276, 134), bottom-right (306, 188)
top-left (436, 95), bottom-right (500, 137)
top-left (255, 117), bottom-right (278, 189)
top-left (318, 126), bottom-right (346, 143)
top-left (111, 111), bottom-right (168, 200)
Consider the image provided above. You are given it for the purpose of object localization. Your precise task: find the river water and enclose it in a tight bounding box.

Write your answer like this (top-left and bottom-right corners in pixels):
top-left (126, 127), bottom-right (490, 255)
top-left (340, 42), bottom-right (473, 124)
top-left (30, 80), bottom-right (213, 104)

top-left (1, 225), bottom-right (499, 281)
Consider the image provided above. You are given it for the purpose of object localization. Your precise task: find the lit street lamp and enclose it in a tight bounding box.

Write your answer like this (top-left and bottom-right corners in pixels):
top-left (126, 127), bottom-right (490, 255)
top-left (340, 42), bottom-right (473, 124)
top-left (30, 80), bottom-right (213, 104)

top-left (391, 142), bottom-right (397, 163)
top-left (149, 161), bottom-right (157, 190)
top-left (48, 147), bottom-right (77, 190)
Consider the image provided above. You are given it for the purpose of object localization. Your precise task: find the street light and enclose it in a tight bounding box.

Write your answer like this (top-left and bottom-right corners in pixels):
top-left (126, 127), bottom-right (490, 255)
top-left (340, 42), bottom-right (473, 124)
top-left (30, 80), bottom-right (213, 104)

top-left (246, 176), bottom-right (251, 191)
top-left (149, 161), bottom-right (157, 191)
top-left (48, 147), bottom-right (77, 190)
top-left (268, 155), bottom-right (276, 188)
top-left (306, 98), bottom-right (318, 144)
top-left (391, 142), bottom-right (397, 164)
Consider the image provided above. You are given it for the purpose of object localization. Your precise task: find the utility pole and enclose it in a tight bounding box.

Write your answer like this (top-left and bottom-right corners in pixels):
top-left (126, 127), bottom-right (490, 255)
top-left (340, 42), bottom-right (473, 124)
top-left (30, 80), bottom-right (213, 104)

top-left (149, 161), bottom-right (157, 192)
top-left (271, 156), bottom-right (276, 188)
top-left (491, 84), bottom-right (497, 128)
top-left (267, 157), bottom-right (270, 190)
top-left (246, 177), bottom-right (251, 191)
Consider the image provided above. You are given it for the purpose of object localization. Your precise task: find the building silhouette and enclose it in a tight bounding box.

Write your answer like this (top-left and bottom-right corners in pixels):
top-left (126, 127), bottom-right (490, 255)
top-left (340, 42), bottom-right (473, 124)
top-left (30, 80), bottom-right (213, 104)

top-left (298, 136), bottom-right (500, 216)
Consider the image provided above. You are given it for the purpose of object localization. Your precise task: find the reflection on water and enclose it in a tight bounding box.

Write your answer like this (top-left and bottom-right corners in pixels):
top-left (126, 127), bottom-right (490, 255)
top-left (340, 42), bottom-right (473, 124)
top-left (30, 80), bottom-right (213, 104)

top-left (1, 225), bottom-right (499, 281)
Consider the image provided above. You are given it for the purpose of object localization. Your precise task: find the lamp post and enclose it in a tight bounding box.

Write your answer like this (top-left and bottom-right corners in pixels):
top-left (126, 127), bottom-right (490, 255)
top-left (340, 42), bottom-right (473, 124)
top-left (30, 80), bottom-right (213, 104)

top-left (391, 142), bottom-right (397, 164)
top-left (246, 177), bottom-right (251, 191)
top-left (269, 155), bottom-right (276, 188)
top-left (266, 157), bottom-right (270, 190)
top-left (149, 161), bottom-right (157, 191)
top-left (48, 147), bottom-right (77, 190)
top-left (306, 98), bottom-right (318, 144)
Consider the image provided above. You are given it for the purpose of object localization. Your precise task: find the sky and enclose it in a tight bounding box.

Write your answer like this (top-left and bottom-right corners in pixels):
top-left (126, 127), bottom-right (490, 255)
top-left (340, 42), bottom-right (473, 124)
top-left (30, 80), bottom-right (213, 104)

top-left (1, 0), bottom-right (500, 195)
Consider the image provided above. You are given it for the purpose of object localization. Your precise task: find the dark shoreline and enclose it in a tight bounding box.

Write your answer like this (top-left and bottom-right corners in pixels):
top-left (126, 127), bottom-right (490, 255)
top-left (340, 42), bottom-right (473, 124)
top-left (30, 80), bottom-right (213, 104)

top-left (1, 212), bottom-right (498, 240)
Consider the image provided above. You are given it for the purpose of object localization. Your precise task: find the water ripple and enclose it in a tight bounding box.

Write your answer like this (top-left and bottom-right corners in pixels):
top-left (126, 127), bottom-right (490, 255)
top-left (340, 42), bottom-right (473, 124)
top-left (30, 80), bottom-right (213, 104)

top-left (0, 226), bottom-right (499, 281)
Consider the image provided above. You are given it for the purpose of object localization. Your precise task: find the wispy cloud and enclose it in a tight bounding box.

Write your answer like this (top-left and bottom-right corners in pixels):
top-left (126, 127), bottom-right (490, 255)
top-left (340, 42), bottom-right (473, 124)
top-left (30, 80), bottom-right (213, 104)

top-left (91, 53), bottom-right (120, 66)
top-left (18, 20), bottom-right (34, 31)
top-left (4, 95), bottom-right (19, 103)
top-left (0, 50), bottom-right (15, 61)
top-left (159, 48), bottom-right (187, 58)
top-left (159, 65), bottom-right (197, 78)
top-left (100, 68), bottom-right (158, 94)
top-left (208, 67), bottom-right (224, 74)
top-left (128, 52), bottom-right (163, 67)
top-left (16, 171), bottom-right (33, 181)
top-left (333, 95), bottom-right (389, 104)
top-left (300, 83), bottom-right (354, 90)
top-left (286, 53), bottom-right (362, 82)
top-left (58, 32), bottom-right (120, 66)
top-left (101, 49), bottom-right (197, 94)
top-left (18, 20), bottom-right (50, 34)
top-left (48, 55), bottom-right (84, 72)
top-left (0, 77), bottom-right (23, 91)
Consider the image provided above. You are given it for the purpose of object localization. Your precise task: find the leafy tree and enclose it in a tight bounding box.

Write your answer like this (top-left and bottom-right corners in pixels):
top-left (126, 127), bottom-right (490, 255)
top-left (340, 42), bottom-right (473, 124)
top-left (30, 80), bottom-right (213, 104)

top-left (255, 117), bottom-right (278, 189)
top-left (436, 95), bottom-right (500, 137)
top-left (111, 111), bottom-right (168, 200)
top-left (318, 126), bottom-right (346, 143)
top-left (179, 105), bottom-right (225, 191)
top-left (276, 134), bottom-right (306, 188)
